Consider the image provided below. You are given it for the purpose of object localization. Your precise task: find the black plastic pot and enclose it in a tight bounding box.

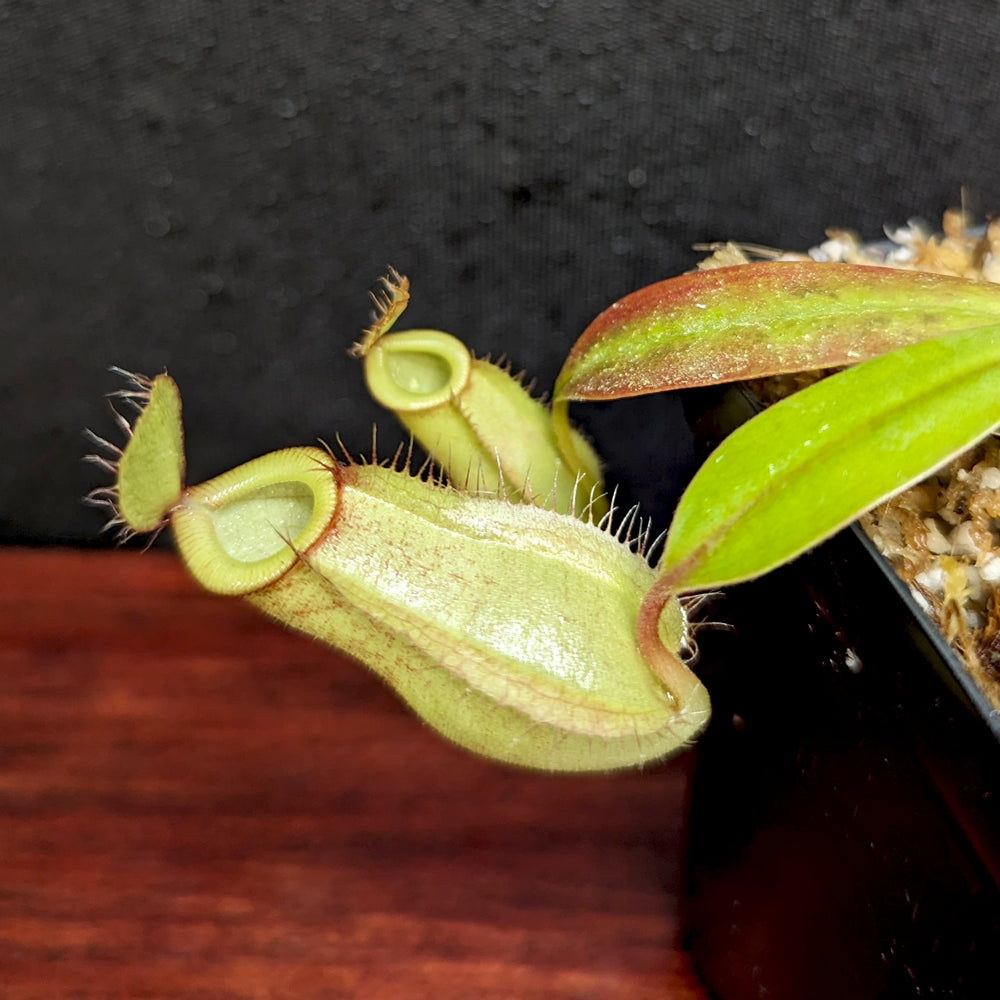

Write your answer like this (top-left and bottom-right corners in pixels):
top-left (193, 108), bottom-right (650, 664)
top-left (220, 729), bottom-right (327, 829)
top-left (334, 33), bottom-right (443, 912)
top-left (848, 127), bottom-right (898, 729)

top-left (682, 388), bottom-right (1000, 999)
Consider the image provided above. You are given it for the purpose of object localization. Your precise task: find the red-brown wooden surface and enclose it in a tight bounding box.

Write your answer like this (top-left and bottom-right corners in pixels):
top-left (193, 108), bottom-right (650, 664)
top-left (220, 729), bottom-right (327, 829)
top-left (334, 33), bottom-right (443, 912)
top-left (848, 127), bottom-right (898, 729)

top-left (0, 549), bottom-right (711, 999)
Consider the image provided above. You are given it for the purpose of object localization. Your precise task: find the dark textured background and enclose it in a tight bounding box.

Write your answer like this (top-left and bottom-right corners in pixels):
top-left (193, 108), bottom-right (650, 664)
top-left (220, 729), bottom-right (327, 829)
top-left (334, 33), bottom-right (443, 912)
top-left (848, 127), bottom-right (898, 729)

top-left (3, 0), bottom-right (999, 544)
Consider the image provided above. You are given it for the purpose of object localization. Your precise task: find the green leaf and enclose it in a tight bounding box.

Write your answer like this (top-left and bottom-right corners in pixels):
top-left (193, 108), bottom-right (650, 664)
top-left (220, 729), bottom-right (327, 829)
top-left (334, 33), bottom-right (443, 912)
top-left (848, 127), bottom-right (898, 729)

top-left (555, 263), bottom-right (1000, 401)
top-left (659, 323), bottom-right (1000, 592)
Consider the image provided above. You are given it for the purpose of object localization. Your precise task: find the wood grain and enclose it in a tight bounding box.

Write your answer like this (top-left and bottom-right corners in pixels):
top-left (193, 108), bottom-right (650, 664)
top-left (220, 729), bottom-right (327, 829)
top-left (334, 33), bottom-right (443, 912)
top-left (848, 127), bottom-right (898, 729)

top-left (0, 549), bottom-right (710, 999)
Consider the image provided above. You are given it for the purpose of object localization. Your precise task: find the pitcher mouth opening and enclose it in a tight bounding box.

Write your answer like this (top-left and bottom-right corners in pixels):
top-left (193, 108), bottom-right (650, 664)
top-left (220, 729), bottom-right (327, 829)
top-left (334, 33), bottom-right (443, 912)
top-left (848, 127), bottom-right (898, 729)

top-left (170, 446), bottom-right (338, 596)
top-left (363, 329), bottom-right (472, 412)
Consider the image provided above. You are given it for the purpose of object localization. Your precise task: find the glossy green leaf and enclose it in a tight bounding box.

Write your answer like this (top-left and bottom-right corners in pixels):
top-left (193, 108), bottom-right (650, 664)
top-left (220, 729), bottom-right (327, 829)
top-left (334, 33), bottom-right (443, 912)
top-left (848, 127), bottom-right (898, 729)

top-left (555, 263), bottom-right (1000, 401)
top-left (659, 323), bottom-right (1000, 592)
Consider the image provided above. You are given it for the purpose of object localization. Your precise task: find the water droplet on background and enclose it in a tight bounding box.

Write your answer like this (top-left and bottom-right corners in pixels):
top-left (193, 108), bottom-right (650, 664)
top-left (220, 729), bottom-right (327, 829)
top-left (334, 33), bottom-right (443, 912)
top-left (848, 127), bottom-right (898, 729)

top-left (627, 167), bottom-right (647, 189)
